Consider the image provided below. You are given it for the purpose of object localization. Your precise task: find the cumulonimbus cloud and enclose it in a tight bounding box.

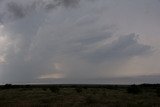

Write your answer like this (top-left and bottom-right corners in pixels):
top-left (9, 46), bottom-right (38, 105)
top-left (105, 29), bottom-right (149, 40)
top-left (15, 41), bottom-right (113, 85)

top-left (0, 0), bottom-right (153, 84)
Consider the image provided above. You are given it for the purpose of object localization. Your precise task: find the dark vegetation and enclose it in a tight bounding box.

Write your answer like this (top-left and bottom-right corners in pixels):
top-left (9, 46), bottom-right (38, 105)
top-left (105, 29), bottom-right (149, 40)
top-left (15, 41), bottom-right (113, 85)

top-left (0, 84), bottom-right (160, 107)
top-left (127, 84), bottom-right (141, 94)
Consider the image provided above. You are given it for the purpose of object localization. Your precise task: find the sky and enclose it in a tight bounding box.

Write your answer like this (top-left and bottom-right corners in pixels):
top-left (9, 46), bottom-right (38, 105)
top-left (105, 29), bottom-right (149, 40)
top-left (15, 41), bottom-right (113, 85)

top-left (0, 0), bottom-right (160, 84)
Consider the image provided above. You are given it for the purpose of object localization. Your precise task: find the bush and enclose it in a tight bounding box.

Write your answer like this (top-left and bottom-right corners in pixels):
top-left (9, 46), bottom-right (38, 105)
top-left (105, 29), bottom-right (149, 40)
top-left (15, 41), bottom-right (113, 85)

top-left (156, 88), bottom-right (160, 97)
top-left (75, 88), bottom-right (82, 93)
top-left (42, 88), bottom-right (47, 91)
top-left (2, 84), bottom-right (13, 89)
top-left (49, 87), bottom-right (60, 93)
top-left (85, 96), bottom-right (97, 104)
top-left (127, 85), bottom-right (141, 94)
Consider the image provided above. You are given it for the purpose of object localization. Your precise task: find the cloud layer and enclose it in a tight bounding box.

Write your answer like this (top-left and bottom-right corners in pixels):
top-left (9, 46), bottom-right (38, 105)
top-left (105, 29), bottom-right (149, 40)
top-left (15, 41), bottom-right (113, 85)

top-left (0, 0), bottom-right (157, 84)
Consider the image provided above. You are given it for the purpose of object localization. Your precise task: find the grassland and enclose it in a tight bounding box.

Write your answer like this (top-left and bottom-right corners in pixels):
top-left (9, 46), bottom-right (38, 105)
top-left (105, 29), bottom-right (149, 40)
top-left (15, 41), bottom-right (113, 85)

top-left (0, 84), bottom-right (160, 107)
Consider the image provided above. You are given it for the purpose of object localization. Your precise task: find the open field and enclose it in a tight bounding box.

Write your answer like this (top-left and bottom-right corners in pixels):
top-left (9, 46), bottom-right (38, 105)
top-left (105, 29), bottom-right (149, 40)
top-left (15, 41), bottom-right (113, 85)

top-left (0, 84), bottom-right (160, 107)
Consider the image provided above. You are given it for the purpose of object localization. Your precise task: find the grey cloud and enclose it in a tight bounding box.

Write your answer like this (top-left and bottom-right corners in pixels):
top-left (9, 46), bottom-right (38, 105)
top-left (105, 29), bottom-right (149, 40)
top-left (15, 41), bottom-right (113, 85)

top-left (0, 0), bottom-right (3, 3)
top-left (74, 32), bottom-right (112, 45)
top-left (7, 1), bottom-right (26, 19)
top-left (0, 0), bottom-right (154, 83)
top-left (0, 0), bottom-right (81, 23)
top-left (59, 0), bottom-right (80, 8)
top-left (45, 2), bottom-right (58, 10)
top-left (82, 33), bottom-right (152, 63)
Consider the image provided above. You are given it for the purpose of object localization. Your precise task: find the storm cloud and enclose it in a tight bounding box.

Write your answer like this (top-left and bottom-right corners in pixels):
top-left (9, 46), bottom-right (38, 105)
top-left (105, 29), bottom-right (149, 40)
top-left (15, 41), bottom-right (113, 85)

top-left (0, 0), bottom-right (159, 84)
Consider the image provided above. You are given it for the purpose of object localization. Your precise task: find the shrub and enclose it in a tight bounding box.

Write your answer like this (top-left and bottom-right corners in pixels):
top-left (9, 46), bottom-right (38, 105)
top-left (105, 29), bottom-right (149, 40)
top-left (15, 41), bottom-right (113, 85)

top-left (85, 96), bottom-right (97, 104)
top-left (75, 88), bottom-right (82, 93)
top-left (156, 88), bottom-right (160, 97)
top-left (2, 84), bottom-right (12, 89)
top-left (49, 87), bottom-right (60, 93)
top-left (127, 85), bottom-right (141, 94)
top-left (42, 88), bottom-right (47, 91)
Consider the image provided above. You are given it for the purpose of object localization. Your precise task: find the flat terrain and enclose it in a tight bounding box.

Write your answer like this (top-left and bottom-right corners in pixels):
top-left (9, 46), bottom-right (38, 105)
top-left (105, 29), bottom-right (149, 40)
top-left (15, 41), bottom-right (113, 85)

top-left (0, 84), bottom-right (160, 107)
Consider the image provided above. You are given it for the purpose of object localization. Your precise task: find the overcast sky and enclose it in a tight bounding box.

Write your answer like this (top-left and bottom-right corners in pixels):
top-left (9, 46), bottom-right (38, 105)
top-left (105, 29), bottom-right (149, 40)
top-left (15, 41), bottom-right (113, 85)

top-left (0, 0), bottom-right (160, 84)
